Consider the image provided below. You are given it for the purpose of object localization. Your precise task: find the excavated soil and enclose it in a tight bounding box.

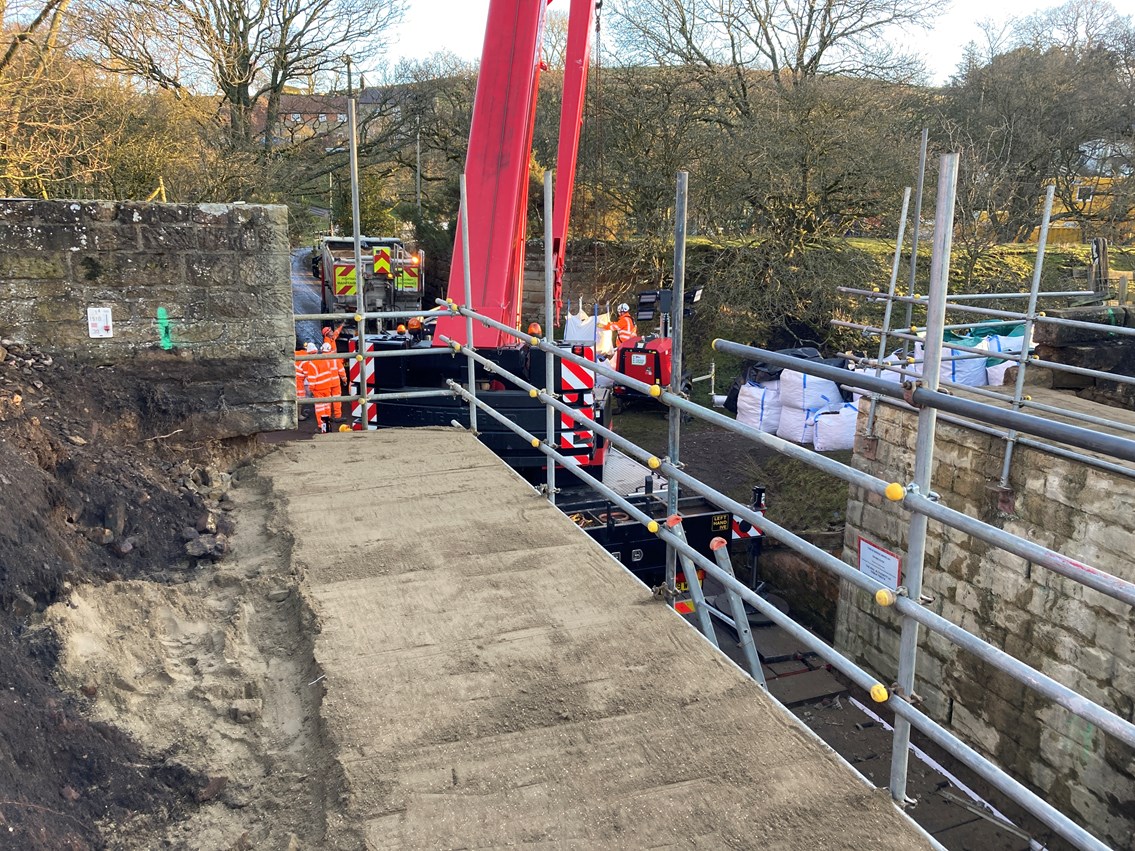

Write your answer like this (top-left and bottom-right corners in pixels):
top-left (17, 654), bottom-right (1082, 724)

top-left (0, 340), bottom-right (331, 849)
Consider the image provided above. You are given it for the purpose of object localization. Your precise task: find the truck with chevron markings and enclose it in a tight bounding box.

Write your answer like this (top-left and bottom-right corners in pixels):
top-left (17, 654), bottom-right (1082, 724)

top-left (314, 235), bottom-right (423, 330)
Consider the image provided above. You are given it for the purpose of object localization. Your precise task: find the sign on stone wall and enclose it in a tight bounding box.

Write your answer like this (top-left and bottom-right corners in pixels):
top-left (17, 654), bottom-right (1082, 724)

top-left (857, 536), bottom-right (901, 590)
top-left (86, 307), bottom-right (113, 338)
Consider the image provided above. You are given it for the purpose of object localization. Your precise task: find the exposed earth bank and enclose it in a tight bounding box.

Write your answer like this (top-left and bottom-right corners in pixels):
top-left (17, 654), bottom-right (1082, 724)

top-left (0, 339), bottom-right (331, 849)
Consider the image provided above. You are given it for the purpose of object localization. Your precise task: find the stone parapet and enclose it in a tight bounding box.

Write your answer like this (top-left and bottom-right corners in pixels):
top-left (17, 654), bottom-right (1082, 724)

top-left (837, 401), bottom-right (1134, 846)
top-left (0, 200), bottom-right (295, 437)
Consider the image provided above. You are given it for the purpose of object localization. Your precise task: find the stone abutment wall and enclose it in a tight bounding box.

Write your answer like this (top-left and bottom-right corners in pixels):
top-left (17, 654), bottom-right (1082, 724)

top-left (0, 200), bottom-right (294, 437)
top-left (836, 401), bottom-right (1134, 846)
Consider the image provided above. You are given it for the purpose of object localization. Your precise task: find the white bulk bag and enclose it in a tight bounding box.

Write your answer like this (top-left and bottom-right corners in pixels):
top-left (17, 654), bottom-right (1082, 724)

top-left (988, 333), bottom-right (1024, 357)
top-left (776, 406), bottom-right (816, 445)
top-left (563, 311), bottom-right (594, 342)
top-left (563, 311), bottom-right (614, 354)
top-left (737, 381), bottom-right (782, 433)
top-left (779, 369), bottom-right (843, 412)
top-left (940, 337), bottom-right (989, 387)
top-left (813, 403), bottom-right (860, 452)
top-left (986, 360), bottom-right (1015, 386)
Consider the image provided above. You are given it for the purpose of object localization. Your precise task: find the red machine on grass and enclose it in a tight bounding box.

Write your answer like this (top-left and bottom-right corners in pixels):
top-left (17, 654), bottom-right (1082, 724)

top-left (611, 287), bottom-right (702, 409)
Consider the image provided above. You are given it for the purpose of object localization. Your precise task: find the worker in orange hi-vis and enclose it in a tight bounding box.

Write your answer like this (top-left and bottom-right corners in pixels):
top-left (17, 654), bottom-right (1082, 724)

top-left (321, 323), bottom-right (345, 348)
top-left (310, 346), bottom-right (339, 433)
top-left (322, 342), bottom-right (347, 419)
top-left (608, 302), bottom-right (637, 346)
top-left (295, 339), bottom-right (319, 422)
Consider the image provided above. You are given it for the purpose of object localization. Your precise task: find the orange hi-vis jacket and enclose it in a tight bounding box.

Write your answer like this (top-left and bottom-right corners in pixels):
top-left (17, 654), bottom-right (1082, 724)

top-left (295, 349), bottom-right (318, 396)
top-left (610, 313), bottom-right (637, 345)
top-left (311, 358), bottom-right (342, 396)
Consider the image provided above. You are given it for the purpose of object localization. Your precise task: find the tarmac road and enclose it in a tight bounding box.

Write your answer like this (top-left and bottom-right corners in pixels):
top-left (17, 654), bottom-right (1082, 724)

top-left (291, 247), bottom-right (322, 345)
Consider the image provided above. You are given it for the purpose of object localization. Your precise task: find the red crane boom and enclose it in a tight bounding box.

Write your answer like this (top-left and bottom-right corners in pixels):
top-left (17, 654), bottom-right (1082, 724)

top-left (436, 0), bottom-right (596, 348)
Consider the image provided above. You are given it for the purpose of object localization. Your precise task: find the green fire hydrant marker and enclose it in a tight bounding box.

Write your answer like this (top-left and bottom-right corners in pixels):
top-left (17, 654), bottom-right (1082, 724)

top-left (156, 308), bottom-right (173, 350)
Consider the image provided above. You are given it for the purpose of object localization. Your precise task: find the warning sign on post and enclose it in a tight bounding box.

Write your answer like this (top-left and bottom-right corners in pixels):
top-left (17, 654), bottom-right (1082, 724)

top-left (857, 537), bottom-right (901, 591)
top-left (87, 307), bottom-right (113, 338)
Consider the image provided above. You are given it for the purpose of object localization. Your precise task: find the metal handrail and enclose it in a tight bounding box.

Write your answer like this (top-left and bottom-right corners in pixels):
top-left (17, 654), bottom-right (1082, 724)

top-left (840, 287), bottom-right (1135, 338)
top-left (439, 326), bottom-right (1135, 608)
top-left (440, 357), bottom-right (1114, 851)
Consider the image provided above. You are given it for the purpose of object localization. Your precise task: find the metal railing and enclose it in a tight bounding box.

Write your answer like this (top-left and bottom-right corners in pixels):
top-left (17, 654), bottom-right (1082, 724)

top-left (291, 306), bottom-right (456, 430)
top-left (423, 163), bottom-right (1129, 851)
top-left (289, 164), bottom-right (1128, 849)
top-left (838, 180), bottom-right (1135, 488)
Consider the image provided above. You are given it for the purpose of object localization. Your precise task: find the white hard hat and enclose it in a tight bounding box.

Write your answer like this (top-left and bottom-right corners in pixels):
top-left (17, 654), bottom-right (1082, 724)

top-left (304, 342), bottom-right (318, 353)
top-left (321, 342), bottom-right (332, 352)
top-left (618, 302), bottom-right (631, 314)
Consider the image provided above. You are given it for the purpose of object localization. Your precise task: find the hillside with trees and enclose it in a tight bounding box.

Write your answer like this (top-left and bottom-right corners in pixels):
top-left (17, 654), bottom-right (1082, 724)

top-left (2, 0), bottom-right (1133, 346)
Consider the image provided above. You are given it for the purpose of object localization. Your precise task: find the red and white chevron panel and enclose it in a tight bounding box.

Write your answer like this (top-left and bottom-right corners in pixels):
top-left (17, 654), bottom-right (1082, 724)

top-left (557, 347), bottom-right (599, 468)
top-left (348, 339), bottom-right (378, 427)
top-left (731, 516), bottom-right (764, 540)
top-left (560, 349), bottom-right (596, 393)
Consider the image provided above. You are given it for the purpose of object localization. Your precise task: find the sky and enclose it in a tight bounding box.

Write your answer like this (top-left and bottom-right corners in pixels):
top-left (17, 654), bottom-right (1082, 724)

top-left (387, 0), bottom-right (1070, 84)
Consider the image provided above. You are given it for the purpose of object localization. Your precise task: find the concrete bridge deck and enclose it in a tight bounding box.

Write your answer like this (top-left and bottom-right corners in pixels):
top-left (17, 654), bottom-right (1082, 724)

top-left (262, 428), bottom-right (935, 849)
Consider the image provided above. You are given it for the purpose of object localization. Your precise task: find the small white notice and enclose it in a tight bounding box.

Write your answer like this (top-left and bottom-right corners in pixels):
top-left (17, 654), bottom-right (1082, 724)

top-left (87, 307), bottom-right (113, 338)
top-left (858, 536), bottom-right (901, 590)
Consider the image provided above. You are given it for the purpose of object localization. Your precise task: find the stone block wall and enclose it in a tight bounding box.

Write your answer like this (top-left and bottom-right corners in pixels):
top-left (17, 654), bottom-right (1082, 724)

top-left (0, 200), bottom-right (295, 437)
top-left (836, 402), bottom-right (1135, 846)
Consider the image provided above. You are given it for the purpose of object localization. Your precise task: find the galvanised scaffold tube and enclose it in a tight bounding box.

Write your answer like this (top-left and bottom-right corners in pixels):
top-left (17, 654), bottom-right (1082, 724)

top-left (839, 286), bottom-right (1135, 340)
top-left (833, 317), bottom-right (1135, 393)
top-left (458, 174), bottom-right (478, 434)
top-left (295, 347), bottom-right (442, 364)
top-left (890, 152), bottom-right (958, 804)
top-left (934, 408), bottom-right (1135, 481)
top-left (438, 303), bottom-right (1135, 608)
top-left (711, 539), bottom-right (765, 685)
top-left (667, 172), bottom-right (689, 597)
top-left (711, 338), bottom-right (1135, 464)
top-left (444, 378), bottom-right (1115, 851)
top-left (901, 128), bottom-right (928, 360)
top-left (296, 389), bottom-right (454, 406)
top-left (293, 308), bottom-right (451, 322)
top-left (543, 171), bottom-right (557, 505)
top-left (347, 96), bottom-right (370, 430)
top-left (843, 353), bottom-right (1135, 438)
top-left (866, 186), bottom-right (912, 436)
top-left (657, 458), bottom-right (1135, 752)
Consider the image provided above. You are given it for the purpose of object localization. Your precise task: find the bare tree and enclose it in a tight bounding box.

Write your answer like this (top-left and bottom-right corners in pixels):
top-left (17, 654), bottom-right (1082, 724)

top-left (610, 0), bottom-right (943, 92)
top-left (942, 0), bottom-right (1134, 242)
top-left (603, 1), bottom-right (935, 252)
top-left (83, 0), bottom-right (406, 147)
top-left (1, 0), bottom-right (71, 73)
